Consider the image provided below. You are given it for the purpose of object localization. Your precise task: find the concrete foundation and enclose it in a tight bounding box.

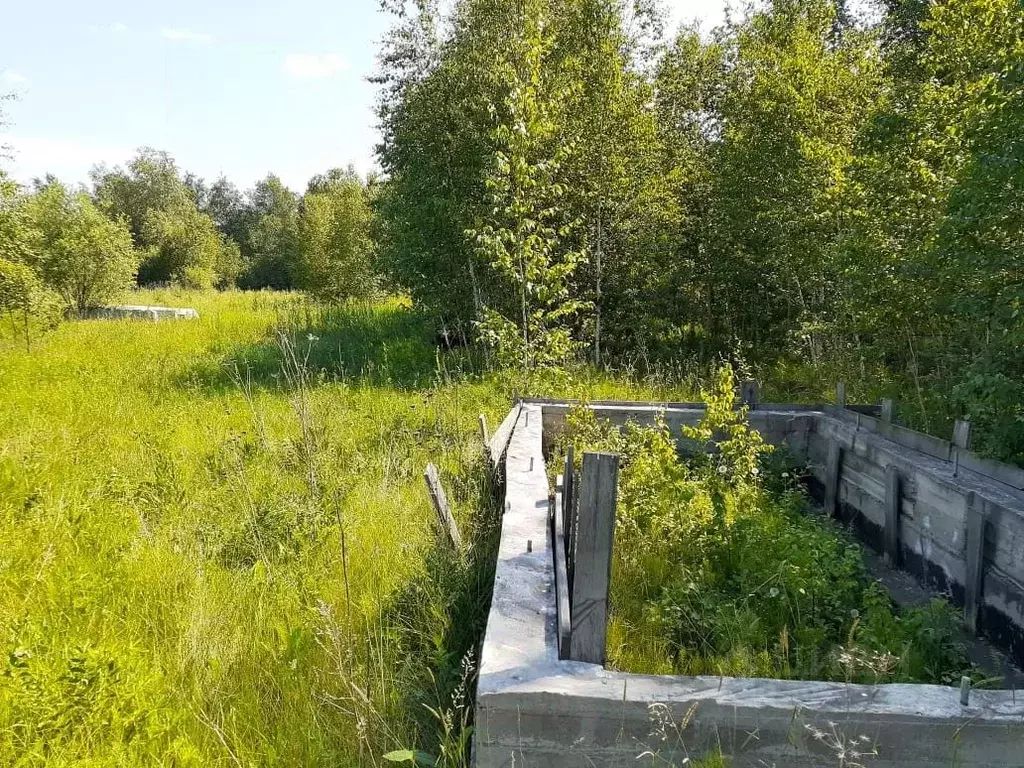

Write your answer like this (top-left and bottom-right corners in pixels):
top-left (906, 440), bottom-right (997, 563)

top-left (85, 305), bottom-right (199, 321)
top-left (475, 401), bottom-right (1024, 767)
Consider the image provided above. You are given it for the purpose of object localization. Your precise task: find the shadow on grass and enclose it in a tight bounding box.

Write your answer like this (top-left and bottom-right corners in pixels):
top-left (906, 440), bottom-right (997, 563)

top-left (177, 299), bottom-right (488, 393)
top-left (379, 450), bottom-right (503, 759)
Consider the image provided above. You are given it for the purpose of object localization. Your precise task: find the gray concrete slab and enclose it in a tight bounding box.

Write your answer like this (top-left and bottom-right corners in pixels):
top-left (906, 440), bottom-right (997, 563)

top-left (85, 305), bottom-right (199, 321)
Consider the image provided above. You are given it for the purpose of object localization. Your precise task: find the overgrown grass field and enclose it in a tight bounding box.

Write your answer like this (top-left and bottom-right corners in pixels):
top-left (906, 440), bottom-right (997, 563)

top-left (0, 289), bottom-right (699, 766)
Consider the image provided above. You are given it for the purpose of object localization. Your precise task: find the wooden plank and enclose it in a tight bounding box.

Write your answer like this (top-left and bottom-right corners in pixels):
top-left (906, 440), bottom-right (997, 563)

top-left (740, 380), bottom-right (759, 410)
top-left (552, 475), bottom-right (572, 659)
top-left (478, 413), bottom-right (489, 444)
top-left (487, 403), bottom-right (522, 470)
top-left (952, 419), bottom-right (972, 450)
top-left (876, 420), bottom-right (952, 461)
top-left (569, 452), bottom-right (619, 664)
top-left (424, 463), bottom-right (462, 549)
top-left (824, 438), bottom-right (841, 518)
top-left (964, 492), bottom-right (987, 634)
top-left (835, 382), bottom-right (847, 410)
top-left (563, 445), bottom-right (575, 557)
top-left (565, 444), bottom-right (577, 594)
top-left (881, 399), bottom-right (894, 424)
top-left (957, 450), bottom-right (1024, 491)
top-left (884, 464), bottom-right (901, 565)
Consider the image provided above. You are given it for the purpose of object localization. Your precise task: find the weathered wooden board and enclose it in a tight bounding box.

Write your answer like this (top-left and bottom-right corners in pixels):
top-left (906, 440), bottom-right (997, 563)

top-left (885, 464), bottom-right (901, 564)
top-left (569, 452), bottom-right (619, 664)
top-left (424, 463), bottom-right (462, 549)
top-left (959, 451), bottom-right (1024, 491)
top-left (488, 403), bottom-right (522, 470)
top-left (552, 475), bottom-right (572, 659)
top-left (964, 493), bottom-right (988, 633)
top-left (953, 419), bottom-right (973, 450)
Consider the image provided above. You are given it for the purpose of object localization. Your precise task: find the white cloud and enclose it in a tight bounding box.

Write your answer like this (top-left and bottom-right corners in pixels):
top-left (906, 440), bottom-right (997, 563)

top-left (0, 135), bottom-right (134, 187)
top-left (1, 71), bottom-right (27, 86)
top-left (161, 27), bottom-right (214, 44)
top-left (283, 53), bottom-right (349, 81)
top-left (86, 22), bottom-right (129, 35)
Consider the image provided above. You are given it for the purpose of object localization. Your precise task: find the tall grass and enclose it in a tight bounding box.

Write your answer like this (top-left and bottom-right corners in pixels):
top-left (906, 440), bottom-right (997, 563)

top-left (0, 288), bottom-right (701, 766)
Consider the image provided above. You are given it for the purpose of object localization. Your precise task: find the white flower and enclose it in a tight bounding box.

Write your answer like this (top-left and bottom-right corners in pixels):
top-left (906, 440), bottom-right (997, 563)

top-left (781, 471), bottom-right (790, 478)
top-left (751, 466), bottom-right (760, 476)
top-left (307, 333), bottom-right (320, 342)
top-left (717, 464), bottom-right (728, 475)
top-left (769, 587), bottom-right (779, 598)
top-left (850, 609), bottom-right (860, 619)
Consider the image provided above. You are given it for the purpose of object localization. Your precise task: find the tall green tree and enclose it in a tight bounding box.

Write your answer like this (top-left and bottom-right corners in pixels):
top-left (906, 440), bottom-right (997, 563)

top-left (24, 182), bottom-right (138, 313)
top-left (237, 174), bottom-right (301, 290)
top-left (470, 0), bottom-right (588, 370)
top-left (374, 0), bottom-right (494, 331)
top-left (706, 0), bottom-right (881, 360)
top-left (140, 204), bottom-right (229, 289)
top-left (91, 148), bottom-right (193, 246)
top-left (556, 0), bottom-right (666, 363)
top-left (91, 149), bottom-right (236, 287)
top-left (296, 169), bottom-right (376, 301)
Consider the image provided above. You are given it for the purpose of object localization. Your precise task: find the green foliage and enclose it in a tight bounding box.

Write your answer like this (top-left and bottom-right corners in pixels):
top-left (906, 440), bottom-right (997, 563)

top-left (237, 174), bottom-right (301, 290)
top-left (0, 258), bottom-right (58, 350)
top-left (375, 0), bottom-right (1024, 464)
top-left (559, 365), bottom-right (971, 683)
top-left (91, 148), bottom-right (195, 248)
top-left (23, 181), bottom-right (138, 313)
top-left (296, 169), bottom-right (376, 301)
top-left (140, 204), bottom-right (227, 289)
top-left (469, 0), bottom-right (588, 371)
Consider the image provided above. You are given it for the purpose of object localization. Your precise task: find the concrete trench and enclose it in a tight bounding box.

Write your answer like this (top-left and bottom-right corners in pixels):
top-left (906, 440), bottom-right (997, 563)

top-left (474, 400), bottom-right (1024, 767)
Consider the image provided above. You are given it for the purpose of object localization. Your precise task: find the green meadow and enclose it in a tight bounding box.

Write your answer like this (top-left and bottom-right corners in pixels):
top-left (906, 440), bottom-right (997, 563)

top-left (0, 289), bottom-right (692, 766)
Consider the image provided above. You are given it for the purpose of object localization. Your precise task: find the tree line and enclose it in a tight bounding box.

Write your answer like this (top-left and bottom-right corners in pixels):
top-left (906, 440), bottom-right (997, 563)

top-left (0, 148), bottom-right (376, 323)
top-left (373, 0), bottom-right (1023, 462)
top-left (1, 0), bottom-right (1020, 460)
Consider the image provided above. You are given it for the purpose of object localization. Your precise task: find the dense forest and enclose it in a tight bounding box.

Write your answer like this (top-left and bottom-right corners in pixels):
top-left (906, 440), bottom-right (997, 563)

top-left (372, 0), bottom-right (1022, 461)
top-left (2, 0), bottom-right (1023, 461)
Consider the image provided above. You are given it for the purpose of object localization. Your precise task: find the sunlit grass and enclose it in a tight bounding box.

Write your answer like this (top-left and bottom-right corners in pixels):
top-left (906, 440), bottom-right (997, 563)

top-left (0, 288), bottom-right (704, 766)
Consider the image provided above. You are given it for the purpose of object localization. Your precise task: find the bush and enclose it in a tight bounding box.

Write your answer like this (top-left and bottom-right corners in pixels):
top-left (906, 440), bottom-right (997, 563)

top-left (24, 182), bottom-right (138, 313)
top-left (140, 205), bottom-right (223, 289)
top-left (559, 364), bottom-right (972, 683)
top-left (0, 258), bottom-right (59, 349)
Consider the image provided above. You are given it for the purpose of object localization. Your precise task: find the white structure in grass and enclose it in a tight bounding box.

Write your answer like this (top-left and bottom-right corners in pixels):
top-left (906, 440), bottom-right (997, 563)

top-left (86, 305), bottom-right (199, 321)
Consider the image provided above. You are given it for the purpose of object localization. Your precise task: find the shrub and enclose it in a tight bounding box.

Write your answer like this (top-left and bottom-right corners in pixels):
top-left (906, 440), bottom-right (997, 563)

top-left (0, 258), bottom-right (59, 349)
top-left (24, 182), bottom-right (138, 313)
top-left (559, 364), bottom-right (971, 683)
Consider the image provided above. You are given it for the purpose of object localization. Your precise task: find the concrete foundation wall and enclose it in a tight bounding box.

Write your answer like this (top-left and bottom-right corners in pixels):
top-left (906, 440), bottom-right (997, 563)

top-left (807, 413), bottom-right (1024, 662)
top-left (475, 401), bottom-right (1024, 767)
top-left (85, 305), bottom-right (199, 321)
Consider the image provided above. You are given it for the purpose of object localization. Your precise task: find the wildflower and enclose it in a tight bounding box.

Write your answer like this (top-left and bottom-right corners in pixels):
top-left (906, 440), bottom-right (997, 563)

top-left (751, 466), bottom-right (760, 477)
top-left (781, 471), bottom-right (790, 478)
top-left (717, 464), bottom-right (728, 475)
top-left (850, 609), bottom-right (860, 619)
top-left (307, 333), bottom-right (320, 342)
top-left (769, 587), bottom-right (779, 598)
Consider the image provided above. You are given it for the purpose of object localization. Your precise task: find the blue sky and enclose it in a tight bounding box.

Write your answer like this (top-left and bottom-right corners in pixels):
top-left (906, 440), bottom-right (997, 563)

top-left (1, 0), bottom-right (726, 193)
